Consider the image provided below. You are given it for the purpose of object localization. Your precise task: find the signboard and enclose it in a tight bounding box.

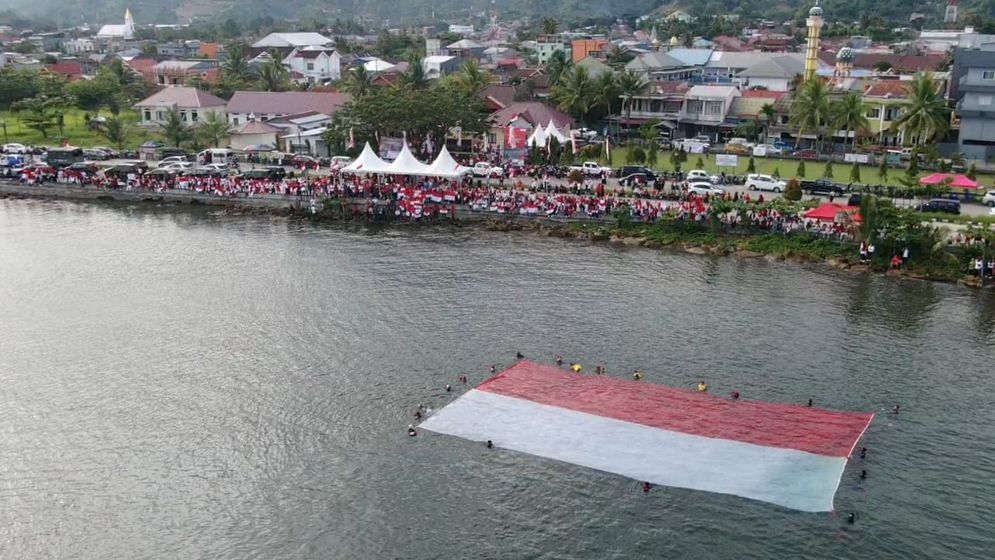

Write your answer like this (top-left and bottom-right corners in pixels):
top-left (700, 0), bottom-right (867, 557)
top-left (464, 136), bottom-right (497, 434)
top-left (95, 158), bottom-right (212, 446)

top-left (753, 146), bottom-right (768, 157)
top-left (716, 154), bottom-right (739, 167)
top-left (844, 153), bottom-right (870, 164)
top-left (379, 137), bottom-right (404, 161)
top-left (504, 127), bottom-right (528, 150)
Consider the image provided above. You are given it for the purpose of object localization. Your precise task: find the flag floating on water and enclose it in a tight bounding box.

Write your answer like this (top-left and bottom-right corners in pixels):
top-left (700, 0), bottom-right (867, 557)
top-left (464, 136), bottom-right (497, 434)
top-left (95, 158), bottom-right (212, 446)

top-left (421, 361), bottom-right (873, 512)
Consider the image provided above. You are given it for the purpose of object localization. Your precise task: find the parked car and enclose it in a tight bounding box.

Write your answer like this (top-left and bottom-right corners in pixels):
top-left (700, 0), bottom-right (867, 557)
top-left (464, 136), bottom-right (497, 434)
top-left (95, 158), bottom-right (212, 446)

top-left (472, 161), bottom-right (504, 177)
top-left (793, 149), bottom-right (818, 160)
top-left (687, 169), bottom-right (719, 183)
top-left (572, 127), bottom-right (598, 140)
top-left (569, 161), bottom-right (611, 176)
top-left (0, 154), bottom-right (26, 168)
top-left (617, 166), bottom-right (657, 180)
top-left (658, 138), bottom-right (674, 150)
top-left (801, 178), bottom-right (847, 196)
top-left (2, 143), bottom-right (29, 154)
top-left (724, 144), bottom-right (752, 155)
top-left (745, 174), bottom-right (787, 193)
top-left (916, 198), bottom-right (961, 215)
top-left (83, 148), bottom-right (111, 160)
top-left (66, 162), bottom-right (99, 174)
top-left (982, 191), bottom-right (995, 207)
top-left (757, 144), bottom-right (785, 155)
top-left (241, 166), bottom-right (287, 180)
top-left (620, 172), bottom-right (656, 186)
top-left (687, 182), bottom-right (725, 196)
top-left (102, 164), bottom-right (144, 179)
top-left (330, 156), bottom-right (353, 169)
top-left (160, 161), bottom-right (194, 171)
top-left (91, 146), bottom-right (120, 158)
top-left (158, 156), bottom-right (190, 167)
top-left (674, 138), bottom-right (710, 153)
top-left (145, 168), bottom-right (178, 179)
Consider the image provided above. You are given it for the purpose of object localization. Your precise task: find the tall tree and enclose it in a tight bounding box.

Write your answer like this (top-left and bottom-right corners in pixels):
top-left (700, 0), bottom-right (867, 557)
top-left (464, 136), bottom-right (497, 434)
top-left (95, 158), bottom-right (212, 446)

top-left (398, 53), bottom-right (428, 90)
top-left (891, 72), bottom-right (951, 145)
top-left (99, 115), bottom-right (131, 150)
top-left (540, 17), bottom-right (559, 36)
top-left (342, 65), bottom-right (373, 98)
top-left (553, 66), bottom-right (595, 124)
top-left (760, 103), bottom-right (777, 144)
top-left (593, 71), bottom-right (619, 117)
top-left (198, 111), bottom-right (232, 148)
top-left (832, 92), bottom-right (870, 151)
top-left (159, 106), bottom-right (190, 148)
top-left (616, 69), bottom-right (646, 124)
top-left (257, 52), bottom-right (290, 92)
top-left (455, 60), bottom-right (491, 94)
top-left (221, 42), bottom-right (250, 81)
top-left (545, 50), bottom-right (570, 87)
top-left (607, 45), bottom-right (633, 68)
top-left (788, 78), bottom-right (831, 152)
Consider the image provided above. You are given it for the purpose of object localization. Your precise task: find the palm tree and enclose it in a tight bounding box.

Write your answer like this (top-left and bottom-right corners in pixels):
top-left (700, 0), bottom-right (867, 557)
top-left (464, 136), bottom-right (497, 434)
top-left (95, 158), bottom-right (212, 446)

top-left (788, 78), bottom-right (831, 152)
top-left (607, 45), bottom-right (633, 68)
top-left (159, 106), bottom-right (190, 148)
top-left (221, 42), bottom-right (250, 81)
top-left (760, 103), bottom-right (776, 144)
top-left (198, 111), bottom-right (232, 148)
top-left (540, 17), bottom-right (559, 36)
top-left (456, 59), bottom-right (491, 94)
top-left (100, 115), bottom-right (131, 150)
top-left (398, 53), bottom-right (428, 90)
top-left (257, 52), bottom-right (290, 92)
top-left (593, 71), bottom-right (619, 116)
top-left (832, 92), bottom-right (870, 151)
top-left (890, 72), bottom-right (951, 145)
top-left (616, 69), bottom-right (646, 124)
top-left (552, 66), bottom-right (595, 124)
top-left (545, 50), bottom-right (570, 87)
top-left (342, 65), bottom-right (372, 98)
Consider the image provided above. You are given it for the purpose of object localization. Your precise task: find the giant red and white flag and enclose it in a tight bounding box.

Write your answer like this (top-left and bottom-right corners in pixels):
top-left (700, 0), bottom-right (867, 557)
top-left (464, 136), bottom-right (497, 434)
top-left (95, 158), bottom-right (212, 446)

top-left (421, 361), bottom-right (873, 512)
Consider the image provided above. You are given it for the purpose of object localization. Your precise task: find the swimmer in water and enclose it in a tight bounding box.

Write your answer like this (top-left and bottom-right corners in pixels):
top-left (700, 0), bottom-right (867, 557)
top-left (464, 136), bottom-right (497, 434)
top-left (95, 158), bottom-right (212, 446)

top-left (847, 513), bottom-right (855, 524)
top-left (730, 391), bottom-right (740, 400)
top-left (486, 440), bottom-right (493, 449)
top-left (893, 404), bottom-right (900, 415)
top-left (445, 384), bottom-right (451, 392)
top-left (407, 425), bottom-right (417, 437)
top-left (642, 482), bottom-right (651, 493)
top-left (555, 355), bottom-right (563, 365)
top-left (860, 470), bottom-right (867, 480)
top-left (697, 381), bottom-right (708, 392)
top-left (459, 375), bottom-right (467, 384)
top-left (859, 447), bottom-right (867, 459)
top-left (516, 352), bottom-right (524, 360)
top-left (489, 365), bottom-right (496, 373)
top-left (413, 410), bottom-right (422, 420)
top-left (807, 399), bottom-right (813, 407)
top-left (632, 370), bottom-right (642, 381)
top-left (570, 363), bottom-right (582, 373)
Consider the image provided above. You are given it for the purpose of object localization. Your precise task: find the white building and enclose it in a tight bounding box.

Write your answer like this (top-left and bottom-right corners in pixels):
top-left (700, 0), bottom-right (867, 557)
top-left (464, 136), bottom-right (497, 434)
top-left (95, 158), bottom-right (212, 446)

top-left (251, 32), bottom-right (333, 49)
top-left (63, 38), bottom-right (95, 55)
top-left (449, 24), bottom-right (474, 35)
top-left (134, 87), bottom-right (227, 128)
top-left (533, 41), bottom-right (567, 65)
top-left (422, 55), bottom-right (458, 80)
top-left (282, 46), bottom-right (341, 85)
top-left (96, 8), bottom-right (135, 41)
top-left (225, 91), bottom-right (350, 127)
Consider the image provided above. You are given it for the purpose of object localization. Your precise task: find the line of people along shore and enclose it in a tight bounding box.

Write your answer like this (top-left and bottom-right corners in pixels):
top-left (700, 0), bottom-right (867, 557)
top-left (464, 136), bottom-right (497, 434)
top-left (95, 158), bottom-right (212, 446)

top-left (8, 164), bottom-right (856, 241)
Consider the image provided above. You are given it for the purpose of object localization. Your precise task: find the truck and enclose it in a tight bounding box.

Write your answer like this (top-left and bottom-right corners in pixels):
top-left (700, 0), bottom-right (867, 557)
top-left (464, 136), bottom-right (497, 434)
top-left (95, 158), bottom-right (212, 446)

top-left (569, 161), bottom-right (611, 176)
top-left (800, 178), bottom-right (847, 196)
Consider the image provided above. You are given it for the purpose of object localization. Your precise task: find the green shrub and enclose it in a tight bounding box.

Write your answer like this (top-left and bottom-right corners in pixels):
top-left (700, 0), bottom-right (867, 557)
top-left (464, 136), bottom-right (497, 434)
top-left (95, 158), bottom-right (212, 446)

top-left (784, 178), bottom-right (803, 201)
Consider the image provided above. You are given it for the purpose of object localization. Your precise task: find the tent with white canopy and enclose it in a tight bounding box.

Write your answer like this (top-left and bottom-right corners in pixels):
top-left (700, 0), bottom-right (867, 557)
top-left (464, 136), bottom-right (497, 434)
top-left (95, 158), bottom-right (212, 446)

top-left (340, 142), bottom-right (390, 174)
top-left (386, 142), bottom-right (432, 175)
top-left (544, 120), bottom-right (569, 143)
top-left (426, 145), bottom-right (472, 178)
top-left (526, 125), bottom-right (547, 147)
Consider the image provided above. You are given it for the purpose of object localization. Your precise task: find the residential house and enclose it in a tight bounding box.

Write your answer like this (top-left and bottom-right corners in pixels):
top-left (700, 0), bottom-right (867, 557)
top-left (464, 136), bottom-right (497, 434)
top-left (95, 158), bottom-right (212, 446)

top-left (737, 55), bottom-right (807, 92)
top-left (533, 41), bottom-right (567, 65)
top-left (134, 87), bottom-right (227, 128)
top-left (446, 39), bottom-right (485, 60)
top-left (853, 53), bottom-right (945, 73)
top-left (623, 81), bottom-right (690, 128)
top-left (951, 44), bottom-right (995, 160)
top-left (228, 120), bottom-right (281, 151)
top-left (571, 38), bottom-right (608, 63)
top-left (283, 46), bottom-right (341, 85)
top-left (861, 79), bottom-right (910, 146)
top-left (679, 85), bottom-right (741, 139)
top-left (151, 60), bottom-right (218, 86)
top-left (626, 51), bottom-right (701, 82)
top-left (270, 112), bottom-right (334, 155)
top-left (574, 56), bottom-right (613, 80)
top-left (705, 51), bottom-right (810, 81)
top-left (248, 32), bottom-right (333, 59)
top-left (63, 38), bottom-right (95, 55)
top-left (479, 84), bottom-right (518, 112)
top-left (225, 91), bottom-right (350, 127)
top-left (45, 62), bottom-right (85, 81)
top-left (422, 55), bottom-right (460, 80)
top-left (489, 101), bottom-right (574, 148)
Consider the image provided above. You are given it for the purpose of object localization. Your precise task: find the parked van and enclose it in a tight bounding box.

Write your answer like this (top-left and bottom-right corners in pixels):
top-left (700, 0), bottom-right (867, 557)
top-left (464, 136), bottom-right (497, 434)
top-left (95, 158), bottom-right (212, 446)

top-left (198, 148), bottom-right (235, 165)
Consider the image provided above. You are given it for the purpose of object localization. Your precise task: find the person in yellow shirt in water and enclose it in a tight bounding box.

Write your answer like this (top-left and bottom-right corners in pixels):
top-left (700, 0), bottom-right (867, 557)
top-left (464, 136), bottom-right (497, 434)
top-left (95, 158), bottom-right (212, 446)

top-left (697, 380), bottom-right (708, 392)
top-left (570, 363), bottom-right (583, 373)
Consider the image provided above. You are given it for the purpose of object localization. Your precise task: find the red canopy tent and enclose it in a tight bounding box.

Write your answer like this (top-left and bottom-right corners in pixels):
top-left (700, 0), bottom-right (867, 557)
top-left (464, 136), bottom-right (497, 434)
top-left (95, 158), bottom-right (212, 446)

top-left (918, 173), bottom-right (979, 189)
top-left (803, 203), bottom-right (862, 223)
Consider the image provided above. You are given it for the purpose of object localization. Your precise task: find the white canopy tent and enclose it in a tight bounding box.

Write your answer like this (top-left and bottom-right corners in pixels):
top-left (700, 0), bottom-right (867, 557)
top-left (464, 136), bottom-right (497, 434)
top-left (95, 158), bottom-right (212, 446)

top-left (340, 142), bottom-right (390, 174)
top-left (526, 126), bottom-right (547, 147)
top-left (386, 142), bottom-right (432, 175)
top-left (426, 145), bottom-right (472, 178)
top-left (544, 120), bottom-right (569, 143)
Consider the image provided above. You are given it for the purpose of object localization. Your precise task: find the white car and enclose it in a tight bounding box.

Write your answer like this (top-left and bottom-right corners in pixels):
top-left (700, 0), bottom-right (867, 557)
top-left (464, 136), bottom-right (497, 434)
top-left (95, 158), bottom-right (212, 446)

top-left (472, 161), bottom-right (504, 177)
top-left (688, 182), bottom-right (725, 196)
top-left (757, 144), bottom-right (785, 155)
top-left (200, 163), bottom-right (231, 172)
top-left (983, 191), bottom-right (995, 207)
top-left (160, 161), bottom-right (194, 170)
top-left (569, 161), bottom-right (611, 176)
top-left (157, 156), bottom-right (189, 167)
top-left (330, 156), bottom-right (352, 169)
top-left (745, 173), bottom-right (787, 193)
top-left (572, 127), bottom-right (598, 140)
top-left (686, 169), bottom-right (719, 184)
top-left (3, 143), bottom-right (29, 154)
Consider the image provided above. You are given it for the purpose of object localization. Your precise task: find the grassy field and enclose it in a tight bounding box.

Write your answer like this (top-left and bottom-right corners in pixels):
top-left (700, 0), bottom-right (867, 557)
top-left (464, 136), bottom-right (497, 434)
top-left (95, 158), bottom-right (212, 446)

top-left (605, 146), bottom-right (995, 189)
top-left (0, 109), bottom-right (162, 149)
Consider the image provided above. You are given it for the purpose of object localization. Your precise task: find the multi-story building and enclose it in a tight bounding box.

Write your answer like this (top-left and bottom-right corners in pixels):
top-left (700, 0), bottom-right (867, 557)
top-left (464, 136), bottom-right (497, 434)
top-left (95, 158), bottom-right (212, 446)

top-left (134, 87), bottom-right (227, 128)
top-left (861, 79), bottom-right (909, 146)
top-left (282, 46), bottom-right (341, 85)
top-left (951, 44), bottom-right (995, 160)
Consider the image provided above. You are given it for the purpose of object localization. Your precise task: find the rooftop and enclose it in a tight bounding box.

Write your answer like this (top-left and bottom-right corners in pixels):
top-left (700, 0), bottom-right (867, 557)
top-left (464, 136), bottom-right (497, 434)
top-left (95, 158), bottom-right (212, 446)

top-left (135, 86), bottom-right (227, 108)
top-left (226, 91), bottom-right (351, 115)
top-left (251, 32), bottom-right (333, 49)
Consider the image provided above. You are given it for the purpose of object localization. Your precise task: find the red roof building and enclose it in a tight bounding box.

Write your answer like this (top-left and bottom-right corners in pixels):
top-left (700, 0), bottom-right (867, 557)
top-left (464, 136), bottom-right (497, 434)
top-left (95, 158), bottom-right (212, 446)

top-left (45, 62), bottom-right (84, 81)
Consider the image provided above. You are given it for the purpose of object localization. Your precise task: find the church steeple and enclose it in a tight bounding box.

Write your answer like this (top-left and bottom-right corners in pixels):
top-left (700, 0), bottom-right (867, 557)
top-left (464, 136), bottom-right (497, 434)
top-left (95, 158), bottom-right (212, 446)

top-left (124, 7), bottom-right (135, 39)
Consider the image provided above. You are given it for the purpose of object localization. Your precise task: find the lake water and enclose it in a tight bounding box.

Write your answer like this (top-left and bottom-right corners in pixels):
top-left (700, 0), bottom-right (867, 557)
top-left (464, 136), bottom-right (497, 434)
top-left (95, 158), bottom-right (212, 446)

top-left (2, 199), bottom-right (994, 559)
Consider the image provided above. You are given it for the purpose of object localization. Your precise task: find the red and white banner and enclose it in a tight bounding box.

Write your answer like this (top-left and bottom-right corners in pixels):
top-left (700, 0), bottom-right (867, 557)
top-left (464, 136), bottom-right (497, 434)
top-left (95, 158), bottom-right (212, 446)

top-left (421, 361), bottom-right (873, 512)
top-left (505, 127), bottom-right (527, 150)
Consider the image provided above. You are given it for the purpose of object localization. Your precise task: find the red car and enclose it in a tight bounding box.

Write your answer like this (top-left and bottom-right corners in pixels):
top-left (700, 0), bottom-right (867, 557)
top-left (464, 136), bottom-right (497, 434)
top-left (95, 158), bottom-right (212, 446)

top-left (792, 149), bottom-right (818, 160)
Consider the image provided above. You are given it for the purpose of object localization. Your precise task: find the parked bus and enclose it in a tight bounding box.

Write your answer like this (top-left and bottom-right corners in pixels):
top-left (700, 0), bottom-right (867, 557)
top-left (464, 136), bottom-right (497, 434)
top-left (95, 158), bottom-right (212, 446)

top-left (45, 147), bottom-right (84, 168)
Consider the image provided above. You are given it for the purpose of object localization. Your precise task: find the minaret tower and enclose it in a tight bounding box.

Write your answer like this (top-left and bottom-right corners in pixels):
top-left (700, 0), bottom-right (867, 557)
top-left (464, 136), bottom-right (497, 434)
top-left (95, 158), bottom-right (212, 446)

top-left (804, 1), bottom-right (824, 82)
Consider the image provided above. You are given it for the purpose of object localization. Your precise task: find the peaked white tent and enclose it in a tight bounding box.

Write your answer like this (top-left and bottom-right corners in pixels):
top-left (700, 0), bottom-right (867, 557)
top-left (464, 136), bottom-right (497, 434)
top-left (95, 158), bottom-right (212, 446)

top-left (386, 142), bottom-right (432, 175)
top-left (527, 126), bottom-right (547, 147)
top-left (426, 146), bottom-right (472, 178)
top-left (544, 120), bottom-right (569, 143)
top-left (341, 142), bottom-right (390, 174)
